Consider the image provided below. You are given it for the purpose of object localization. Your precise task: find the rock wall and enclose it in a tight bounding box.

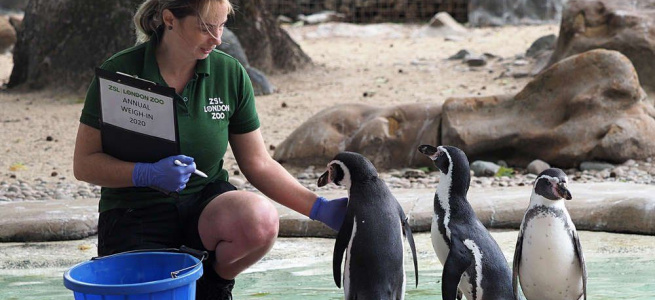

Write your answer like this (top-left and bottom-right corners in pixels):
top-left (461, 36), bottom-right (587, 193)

top-left (268, 0), bottom-right (569, 26)
top-left (267, 0), bottom-right (469, 23)
top-left (468, 0), bottom-right (568, 26)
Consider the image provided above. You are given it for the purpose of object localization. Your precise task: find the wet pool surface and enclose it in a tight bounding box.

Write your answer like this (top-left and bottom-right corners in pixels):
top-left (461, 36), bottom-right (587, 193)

top-left (1, 231), bottom-right (654, 299)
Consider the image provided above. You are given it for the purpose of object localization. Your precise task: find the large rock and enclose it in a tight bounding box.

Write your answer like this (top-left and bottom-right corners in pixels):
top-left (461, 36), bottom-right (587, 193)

top-left (468, 0), bottom-right (568, 27)
top-left (273, 103), bottom-right (441, 169)
top-left (442, 49), bottom-right (655, 168)
top-left (548, 0), bottom-right (655, 92)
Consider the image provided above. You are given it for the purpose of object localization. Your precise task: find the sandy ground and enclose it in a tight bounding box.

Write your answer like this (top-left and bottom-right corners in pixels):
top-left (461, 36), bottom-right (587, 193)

top-left (0, 23), bottom-right (558, 184)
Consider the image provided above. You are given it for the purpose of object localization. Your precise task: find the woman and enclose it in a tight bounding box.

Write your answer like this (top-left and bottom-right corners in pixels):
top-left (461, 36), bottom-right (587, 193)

top-left (73, 0), bottom-right (347, 299)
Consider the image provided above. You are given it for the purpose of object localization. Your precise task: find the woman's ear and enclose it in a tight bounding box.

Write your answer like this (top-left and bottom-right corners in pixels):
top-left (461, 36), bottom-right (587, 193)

top-left (161, 9), bottom-right (175, 28)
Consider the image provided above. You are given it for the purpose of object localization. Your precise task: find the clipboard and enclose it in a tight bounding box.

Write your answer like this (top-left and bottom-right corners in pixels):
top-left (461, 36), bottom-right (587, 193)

top-left (96, 68), bottom-right (180, 163)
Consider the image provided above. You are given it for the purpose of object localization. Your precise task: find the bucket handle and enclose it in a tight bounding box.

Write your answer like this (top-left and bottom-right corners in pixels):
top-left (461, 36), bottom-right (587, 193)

top-left (91, 245), bottom-right (208, 279)
top-left (171, 246), bottom-right (208, 278)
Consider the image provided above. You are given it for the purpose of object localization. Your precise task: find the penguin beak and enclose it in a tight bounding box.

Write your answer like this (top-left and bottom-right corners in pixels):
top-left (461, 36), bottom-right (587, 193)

top-left (317, 171), bottom-right (330, 187)
top-left (556, 183), bottom-right (572, 200)
top-left (417, 144), bottom-right (441, 160)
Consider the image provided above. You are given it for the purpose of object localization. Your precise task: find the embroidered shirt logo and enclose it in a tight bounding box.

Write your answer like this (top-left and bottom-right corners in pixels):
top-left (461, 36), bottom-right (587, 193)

top-left (204, 97), bottom-right (230, 120)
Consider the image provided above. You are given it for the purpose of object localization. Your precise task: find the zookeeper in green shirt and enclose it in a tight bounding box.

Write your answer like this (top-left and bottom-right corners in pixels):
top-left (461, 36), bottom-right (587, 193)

top-left (72, 0), bottom-right (348, 299)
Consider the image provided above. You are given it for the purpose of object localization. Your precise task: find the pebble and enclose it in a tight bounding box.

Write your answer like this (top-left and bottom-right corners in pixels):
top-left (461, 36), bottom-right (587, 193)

top-left (470, 160), bottom-right (501, 177)
top-left (2, 160), bottom-right (655, 202)
top-left (527, 159), bottom-right (550, 175)
top-left (580, 161), bottom-right (615, 171)
top-left (240, 159), bottom-right (655, 192)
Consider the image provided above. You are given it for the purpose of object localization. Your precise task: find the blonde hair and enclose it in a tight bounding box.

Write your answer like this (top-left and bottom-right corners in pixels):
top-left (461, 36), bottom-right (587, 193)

top-left (133, 0), bottom-right (234, 44)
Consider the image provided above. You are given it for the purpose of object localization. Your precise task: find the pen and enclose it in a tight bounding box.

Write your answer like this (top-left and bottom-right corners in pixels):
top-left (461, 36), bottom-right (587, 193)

top-left (174, 159), bottom-right (208, 178)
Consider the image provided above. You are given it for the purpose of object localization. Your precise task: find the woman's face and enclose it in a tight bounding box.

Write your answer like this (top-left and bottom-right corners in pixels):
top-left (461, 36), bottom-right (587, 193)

top-left (167, 3), bottom-right (229, 60)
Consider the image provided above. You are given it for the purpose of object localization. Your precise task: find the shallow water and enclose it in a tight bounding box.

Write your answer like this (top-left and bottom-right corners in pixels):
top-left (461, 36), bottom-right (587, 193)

top-left (1, 257), bottom-right (654, 299)
top-left (1, 231), bottom-right (654, 299)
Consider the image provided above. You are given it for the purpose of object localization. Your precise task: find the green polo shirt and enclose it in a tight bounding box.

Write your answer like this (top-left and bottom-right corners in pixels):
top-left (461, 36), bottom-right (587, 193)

top-left (81, 38), bottom-right (260, 212)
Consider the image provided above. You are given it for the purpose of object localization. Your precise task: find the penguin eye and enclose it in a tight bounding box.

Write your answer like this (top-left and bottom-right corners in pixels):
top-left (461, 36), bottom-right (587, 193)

top-left (328, 164), bottom-right (345, 185)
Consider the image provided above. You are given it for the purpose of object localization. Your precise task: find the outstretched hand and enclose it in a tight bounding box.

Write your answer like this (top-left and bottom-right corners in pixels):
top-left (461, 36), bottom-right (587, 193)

top-left (310, 196), bottom-right (349, 231)
top-left (132, 155), bottom-right (197, 192)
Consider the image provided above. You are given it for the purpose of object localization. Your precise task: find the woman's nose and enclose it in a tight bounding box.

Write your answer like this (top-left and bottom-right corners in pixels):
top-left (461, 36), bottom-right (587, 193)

top-left (210, 33), bottom-right (221, 46)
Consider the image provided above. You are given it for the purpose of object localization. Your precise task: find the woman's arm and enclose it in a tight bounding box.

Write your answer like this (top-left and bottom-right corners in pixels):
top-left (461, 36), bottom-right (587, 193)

top-left (73, 123), bottom-right (136, 187)
top-left (229, 129), bottom-right (317, 216)
top-left (74, 123), bottom-right (198, 191)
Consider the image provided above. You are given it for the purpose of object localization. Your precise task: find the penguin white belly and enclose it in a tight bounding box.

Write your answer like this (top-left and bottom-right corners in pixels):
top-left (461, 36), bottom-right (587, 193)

top-left (399, 219), bottom-right (407, 300)
top-left (519, 216), bottom-right (583, 300)
top-left (431, 215), bottom-right (450, 263)
top-left (344, 216), bottom-right (357, 298)
top-left (431, 215), bottom-right (475, 299)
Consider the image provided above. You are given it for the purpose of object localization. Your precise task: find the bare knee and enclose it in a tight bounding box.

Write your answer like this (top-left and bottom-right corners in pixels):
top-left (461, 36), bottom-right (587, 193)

top-left (199, 191), bottom-right (279, 250)
top-left (242, 195), bottom-right (279, 247)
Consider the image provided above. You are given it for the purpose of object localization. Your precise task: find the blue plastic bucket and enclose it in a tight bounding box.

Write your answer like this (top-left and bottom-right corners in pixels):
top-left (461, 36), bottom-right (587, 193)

top-left (63, 251), bottom-right (204, 300)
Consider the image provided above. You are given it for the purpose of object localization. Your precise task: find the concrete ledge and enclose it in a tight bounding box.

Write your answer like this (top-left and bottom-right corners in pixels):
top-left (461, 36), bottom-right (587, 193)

top-left (1, 182), bottom-right (654, 242)
top-left (0, 198), bottom-right (99, 242)
top-left (468, 183), bottom-right (655, 234)
top-left (276, 182), bottom-right (655, 237)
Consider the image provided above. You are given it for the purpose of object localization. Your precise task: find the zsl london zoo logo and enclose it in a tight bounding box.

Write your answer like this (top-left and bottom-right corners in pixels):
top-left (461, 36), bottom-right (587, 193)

top-left (204, 97), bottom-right (230, 120)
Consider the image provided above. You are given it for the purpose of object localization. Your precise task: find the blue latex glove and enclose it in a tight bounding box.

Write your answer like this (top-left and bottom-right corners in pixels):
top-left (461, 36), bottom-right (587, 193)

top-left (132, 155), bottom-right (196, 192)
top-left (310, 196), bottom-right (349, 231)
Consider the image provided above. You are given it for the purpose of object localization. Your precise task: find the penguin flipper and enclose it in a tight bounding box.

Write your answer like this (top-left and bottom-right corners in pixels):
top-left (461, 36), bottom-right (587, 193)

top-left (333, 212), bottom-right (354, 288)
top-left (442, 239), bottom-right (473, 300)
top-left (512, 229), bottom-right (524, 300)
top-left (401, 214), bottom-right (419, 287)
top-left (572, 230), bottom-right (587, 300)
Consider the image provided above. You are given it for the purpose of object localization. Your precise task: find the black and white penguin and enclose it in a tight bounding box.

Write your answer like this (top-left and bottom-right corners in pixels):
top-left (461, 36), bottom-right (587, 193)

top-left (317, 151), bottom-right (419, 300)
top-left (512, 168), bottom-right (587, 300)
top-left (417, 144), bottom-right (514, 300)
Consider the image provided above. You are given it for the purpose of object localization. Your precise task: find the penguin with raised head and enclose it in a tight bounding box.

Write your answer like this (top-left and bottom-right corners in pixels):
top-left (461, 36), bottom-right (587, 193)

top-left (417, 144), bottom-right (514, 300)
top-left (513, 168), bottom-right (587, 300)
top-left (317, 151), bottom-right (418, 300)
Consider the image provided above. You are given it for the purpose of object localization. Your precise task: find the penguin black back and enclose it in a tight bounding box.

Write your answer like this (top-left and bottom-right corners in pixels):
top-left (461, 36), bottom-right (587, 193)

top-left (418, 144), bottom-right (514, 300)
top-left (318, 151), bottom-right (419, 299)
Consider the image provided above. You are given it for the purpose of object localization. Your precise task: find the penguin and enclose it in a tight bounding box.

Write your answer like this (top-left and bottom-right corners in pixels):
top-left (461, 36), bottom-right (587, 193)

top-left (417, 144), bottom-right (514, 300)
top-left (317, 151), bottom-right (419, 300)
top-left (512, 168), bottom-right (587, 300)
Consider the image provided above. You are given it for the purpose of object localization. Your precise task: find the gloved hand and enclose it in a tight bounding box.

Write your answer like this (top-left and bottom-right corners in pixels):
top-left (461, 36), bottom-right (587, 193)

top-left (132, 155), bottom-right (197, 192)
top-left (310, 196), bottom-right (349, 231)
